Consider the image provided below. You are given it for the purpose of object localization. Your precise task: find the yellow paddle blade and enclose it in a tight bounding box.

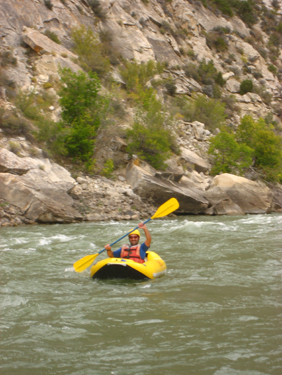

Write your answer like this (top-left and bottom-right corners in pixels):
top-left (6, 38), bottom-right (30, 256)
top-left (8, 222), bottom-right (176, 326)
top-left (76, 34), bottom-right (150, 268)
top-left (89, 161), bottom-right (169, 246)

top-left (73, 253), bottom-right (99, 273)
top-left (151, 197), bottom-right (179, 219)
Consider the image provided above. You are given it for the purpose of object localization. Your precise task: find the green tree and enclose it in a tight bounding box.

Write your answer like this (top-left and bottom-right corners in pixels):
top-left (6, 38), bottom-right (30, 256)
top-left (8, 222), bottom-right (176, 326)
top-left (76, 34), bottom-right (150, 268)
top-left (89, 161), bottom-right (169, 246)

top-left (238, 116), bottom-right (282, 177)
top-left (59, 68), bottom-right (103, 162)
top-left (208, 129), bottom-right (253, 175)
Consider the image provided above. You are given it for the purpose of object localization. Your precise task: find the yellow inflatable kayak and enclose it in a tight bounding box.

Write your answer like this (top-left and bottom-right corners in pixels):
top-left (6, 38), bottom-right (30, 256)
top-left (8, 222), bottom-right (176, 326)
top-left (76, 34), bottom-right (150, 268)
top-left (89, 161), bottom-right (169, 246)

top-left (90, 251), bottom-right (166, 280)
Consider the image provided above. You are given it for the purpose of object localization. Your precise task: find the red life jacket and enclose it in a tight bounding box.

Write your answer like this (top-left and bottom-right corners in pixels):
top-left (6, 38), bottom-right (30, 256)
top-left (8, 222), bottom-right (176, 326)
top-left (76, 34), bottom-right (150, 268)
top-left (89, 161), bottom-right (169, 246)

top-left (120, 244), bottom-right (144, 264)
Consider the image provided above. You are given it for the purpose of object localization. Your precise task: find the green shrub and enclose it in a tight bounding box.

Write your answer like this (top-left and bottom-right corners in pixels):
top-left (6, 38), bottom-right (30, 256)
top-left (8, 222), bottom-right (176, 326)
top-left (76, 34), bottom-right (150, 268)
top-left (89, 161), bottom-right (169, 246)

top-left (213, 0), bottom-right (233, 17)
top-left (58, 68), bottom-right (104, 162)
top-left (215, 72), bottom-right (225, 86)
top-left (268, 64), bottom-right (278, 75)
top-left (0, 109), bottom-right (30, 137)
top-left (206, 32), bottom-right (229, 52)
top-left (88, 0), bottom-right (107, 20)
top-left (0, 51), bottom-right (17, 67)
top-left (44, 0), bottom-right (53, 10)
top-left (126, 120), bottom-right (172, 170)
top-left (189, 95), bottom-right (227, 133)
top-left (209, 115), bottom-right (282, 181)
top-left (15, 91), bottom-right (42, 121)
top-left (0, 68), bottom-right (16, 98)
top-left (208, 129), bottom-right (253, 175)
top-left (15, 90), bottom-right (56, 120)
top-left (239, 79), bottom-right (253, 95)
top-left (120, 60), bottom-right (164, 92)
top-left (9, 141), bottom-right (21, 155)
top-left (235, 115), bottom-right (282, 181)
top-left (102, 159), bottom-right (114, 177)
top-left (164, 80), bottom-right (177, 96)
top-left (184, 62), bottom-right (199, 81)
top-left (99, 30), bottom-right (120, 65)
top-left (44, 30), bottom-right (61, 44)
top-left (71, 25), bottom-right (110, 78)
top-left (197, 60), bottom-right (217, 85)
top-left (126, 100), bottom-right (177, 170)
top-left (234, 0), bottom-right (257, 27)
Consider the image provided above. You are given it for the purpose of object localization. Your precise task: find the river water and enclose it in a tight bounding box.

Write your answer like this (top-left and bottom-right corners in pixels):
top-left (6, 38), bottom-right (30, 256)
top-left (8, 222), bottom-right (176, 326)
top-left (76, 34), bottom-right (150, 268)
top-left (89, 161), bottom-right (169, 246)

top-left (1, 214), bottom-right (282, 375)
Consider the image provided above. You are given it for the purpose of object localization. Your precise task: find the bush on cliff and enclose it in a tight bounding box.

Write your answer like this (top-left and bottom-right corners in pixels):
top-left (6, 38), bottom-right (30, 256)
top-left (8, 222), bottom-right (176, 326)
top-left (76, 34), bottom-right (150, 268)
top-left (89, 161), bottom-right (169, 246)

top-left (120, 60), bottom-right (165, 92)
top-left (58, 68), bottom-right (105, 163)
top-left (126, 100), bottom-right (177, 170)
top-left (71, 25), bottom-right (110, 78)
top-left (208, 128), bottom-right (253, 175)
top-left (209, 115), bottom-right (282, 182)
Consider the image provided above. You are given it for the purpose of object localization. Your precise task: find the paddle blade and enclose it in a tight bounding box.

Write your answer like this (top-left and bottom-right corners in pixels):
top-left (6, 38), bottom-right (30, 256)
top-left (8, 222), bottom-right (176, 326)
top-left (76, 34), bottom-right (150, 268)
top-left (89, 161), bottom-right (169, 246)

top-left (151, 197), bottom-right (179, 219)
top-left (73, 253), bottom-right (99, 273)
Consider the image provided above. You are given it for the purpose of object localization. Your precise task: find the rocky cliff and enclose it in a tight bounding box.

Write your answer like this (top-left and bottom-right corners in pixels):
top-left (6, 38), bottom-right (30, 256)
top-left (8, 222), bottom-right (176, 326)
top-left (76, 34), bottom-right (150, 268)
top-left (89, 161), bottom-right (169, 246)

top-left (1, 0), bottom-right (282, 226)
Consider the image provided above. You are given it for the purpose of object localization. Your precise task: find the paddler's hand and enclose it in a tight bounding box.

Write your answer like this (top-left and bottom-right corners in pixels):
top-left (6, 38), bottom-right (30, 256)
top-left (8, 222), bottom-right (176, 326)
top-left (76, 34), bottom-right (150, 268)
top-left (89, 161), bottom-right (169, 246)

top-left (138, 222), bottom-right (146, 229)
top-left (138, 222), bottom-right (151, 247)
top-left (105, 244), bottom-right (114, 258)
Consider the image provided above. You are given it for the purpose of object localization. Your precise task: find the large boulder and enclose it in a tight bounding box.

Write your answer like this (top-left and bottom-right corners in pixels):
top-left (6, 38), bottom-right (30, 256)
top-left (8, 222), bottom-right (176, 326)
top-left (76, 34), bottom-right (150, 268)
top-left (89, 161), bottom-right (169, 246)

top-left (0, 149), bottom-right (82, 223)
top-left (22, 27), bottom-right (77, 58)
top-left (205, 174), bottom-right (272, 214)
top-left (126, 160), bottom-right (209, 214)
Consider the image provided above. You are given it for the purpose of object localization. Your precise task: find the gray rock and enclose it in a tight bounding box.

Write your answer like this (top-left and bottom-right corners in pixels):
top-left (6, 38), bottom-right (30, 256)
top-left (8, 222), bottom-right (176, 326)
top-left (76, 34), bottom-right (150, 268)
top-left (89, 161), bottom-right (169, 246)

top-left (180, 147), bottom-right (211, 173)
top-left (0, 148), bottom-right (30, 175)
top-left (22, 27), bottom-right (77, 59)
top-left (126, 160), bottom-right (209, 214)
top-left (85, 213), bottom-right (103, 221)
top-left (0, 150), bottom-right (82, 223)
top-left (207, 174), bottom-right (272, 214)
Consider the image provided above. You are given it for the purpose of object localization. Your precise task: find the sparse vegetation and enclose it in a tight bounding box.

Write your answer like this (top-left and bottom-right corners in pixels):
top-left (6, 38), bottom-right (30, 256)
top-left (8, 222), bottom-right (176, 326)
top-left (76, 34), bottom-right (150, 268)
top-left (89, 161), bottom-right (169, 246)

top-left (71, 25), bottom-right (110, 78)
top-left (44, 0), bottom-right (53, 10)
top-left (126, 105), bottom-right (176, 170)
top-left (102, 159), bottom-right (114, 177)
top-left (0, 108), bottom-right (30, 137)
top-left (44, 30), bottom-right (61, 44)
top-left (88, 0), bottom-right (107, 21)
top-left (0, 50), bottom-right (17, 67)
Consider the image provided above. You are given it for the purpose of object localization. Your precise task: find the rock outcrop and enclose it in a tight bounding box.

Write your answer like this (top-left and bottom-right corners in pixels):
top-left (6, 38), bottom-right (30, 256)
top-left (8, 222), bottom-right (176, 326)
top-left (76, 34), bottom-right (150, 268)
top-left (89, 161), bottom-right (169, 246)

top-left (0, 148), bottom-right (82, 225)
top-left (205, 174), bottom-right (273, 215)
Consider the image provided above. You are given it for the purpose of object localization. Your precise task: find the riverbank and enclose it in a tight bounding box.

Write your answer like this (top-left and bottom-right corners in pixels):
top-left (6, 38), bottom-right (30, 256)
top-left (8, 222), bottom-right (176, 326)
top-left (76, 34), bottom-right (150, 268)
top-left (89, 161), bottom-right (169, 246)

top-left (1, 146), bottom-right (282, 228)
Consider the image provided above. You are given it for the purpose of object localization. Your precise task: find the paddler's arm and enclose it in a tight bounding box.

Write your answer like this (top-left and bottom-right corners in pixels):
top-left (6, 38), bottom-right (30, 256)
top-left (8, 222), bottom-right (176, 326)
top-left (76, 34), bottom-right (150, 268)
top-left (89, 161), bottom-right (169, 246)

top-left (138, 222), bottom-right (151, 247)
top-left (105, 244), bottom-right (114, 258)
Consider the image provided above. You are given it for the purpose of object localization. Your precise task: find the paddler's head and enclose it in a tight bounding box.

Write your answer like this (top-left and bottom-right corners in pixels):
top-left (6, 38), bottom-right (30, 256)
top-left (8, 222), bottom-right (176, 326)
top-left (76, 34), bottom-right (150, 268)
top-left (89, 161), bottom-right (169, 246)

top-left (128, 229), bottom-right (140, 246)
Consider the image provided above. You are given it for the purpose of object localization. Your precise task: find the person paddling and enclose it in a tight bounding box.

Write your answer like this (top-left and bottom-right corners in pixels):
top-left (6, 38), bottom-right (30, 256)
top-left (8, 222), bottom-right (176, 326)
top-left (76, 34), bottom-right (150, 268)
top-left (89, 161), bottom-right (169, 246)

top-left (104, 222), bottom-right (151, 263)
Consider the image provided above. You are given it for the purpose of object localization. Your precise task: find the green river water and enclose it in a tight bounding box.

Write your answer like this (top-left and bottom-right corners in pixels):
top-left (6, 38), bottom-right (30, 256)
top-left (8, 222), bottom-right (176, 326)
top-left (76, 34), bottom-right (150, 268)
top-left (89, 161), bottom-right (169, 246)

top-left (1, 215), bottom-right (282, 375)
